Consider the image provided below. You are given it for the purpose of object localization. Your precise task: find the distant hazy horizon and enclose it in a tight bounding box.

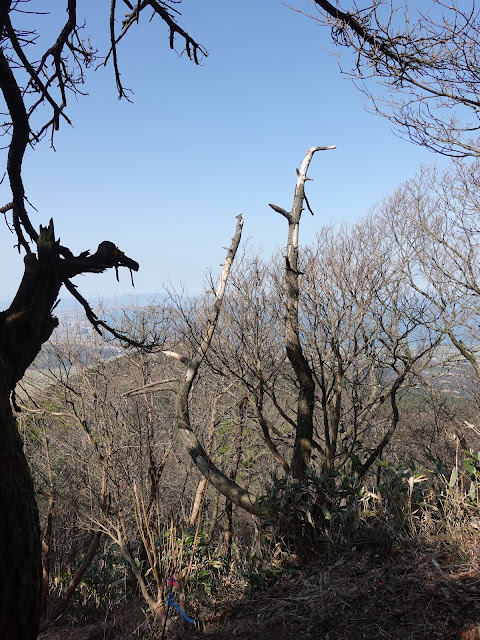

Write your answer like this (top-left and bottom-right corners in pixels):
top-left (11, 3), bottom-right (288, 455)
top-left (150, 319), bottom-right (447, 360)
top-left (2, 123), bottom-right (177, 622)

top-left (0, 1), bottom-right (450, 303)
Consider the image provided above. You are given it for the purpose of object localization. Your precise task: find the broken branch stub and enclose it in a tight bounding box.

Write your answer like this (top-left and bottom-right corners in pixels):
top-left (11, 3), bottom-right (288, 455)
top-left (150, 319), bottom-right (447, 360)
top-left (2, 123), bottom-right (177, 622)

top-left (272, 145), bottom-right (336, 478)
top-left (173, 215), bottom-right (259, 515)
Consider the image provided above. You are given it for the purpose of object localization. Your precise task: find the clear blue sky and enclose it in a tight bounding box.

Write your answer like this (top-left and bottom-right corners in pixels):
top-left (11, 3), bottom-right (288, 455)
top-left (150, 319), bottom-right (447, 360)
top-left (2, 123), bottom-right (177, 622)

top-left (0, 0), bottom-right (448, 305)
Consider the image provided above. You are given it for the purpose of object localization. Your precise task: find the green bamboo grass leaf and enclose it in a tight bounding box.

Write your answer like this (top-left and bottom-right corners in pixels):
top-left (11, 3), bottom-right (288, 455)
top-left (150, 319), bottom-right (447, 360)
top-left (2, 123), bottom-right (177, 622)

top-left (449, 468), bottom-right (458, 488)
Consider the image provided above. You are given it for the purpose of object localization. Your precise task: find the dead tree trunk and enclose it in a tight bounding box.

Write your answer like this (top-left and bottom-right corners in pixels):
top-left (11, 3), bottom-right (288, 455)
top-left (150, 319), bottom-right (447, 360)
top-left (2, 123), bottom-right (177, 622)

top-left (188, 385), bottom-right (232, 528)
top-left (270, 146), bottom-right (335, 479)
top-left (165, 215), bottom-right (259, 515)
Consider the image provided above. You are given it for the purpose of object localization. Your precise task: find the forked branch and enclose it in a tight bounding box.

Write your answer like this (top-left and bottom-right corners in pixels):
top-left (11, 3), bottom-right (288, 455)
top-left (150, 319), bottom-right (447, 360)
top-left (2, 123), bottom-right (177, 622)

top-left (270, 145), bottom-right (335, 478)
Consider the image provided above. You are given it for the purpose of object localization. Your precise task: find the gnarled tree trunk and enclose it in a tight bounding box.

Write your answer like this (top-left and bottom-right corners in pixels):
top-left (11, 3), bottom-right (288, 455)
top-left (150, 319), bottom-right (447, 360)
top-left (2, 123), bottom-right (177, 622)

top-left (270, 145), bottom-right (335, 478)
top-left (0, 223), bottom-right (138, 638)
top-left (0, 226), bottom-right (63, 639)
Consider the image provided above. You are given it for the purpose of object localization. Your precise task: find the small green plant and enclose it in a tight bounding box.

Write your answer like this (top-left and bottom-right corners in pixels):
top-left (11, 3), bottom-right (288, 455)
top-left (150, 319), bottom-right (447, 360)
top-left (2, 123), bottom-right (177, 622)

top-left (51, 545), bottom-right (128, 623)
top-left (240, 548), bottom-right (284, 591)
top-left (423, 452), bottom-right (480, 531)
top-left (375, 460), bottom-right (430, 535)
top-left (257, 465), bottom-right (371, 559)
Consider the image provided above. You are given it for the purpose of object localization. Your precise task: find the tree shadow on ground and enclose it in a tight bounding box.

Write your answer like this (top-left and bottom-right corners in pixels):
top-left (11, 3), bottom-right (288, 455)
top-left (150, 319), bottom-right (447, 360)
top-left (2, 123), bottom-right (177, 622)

top-left (188, 539), bottom-right (480, 640)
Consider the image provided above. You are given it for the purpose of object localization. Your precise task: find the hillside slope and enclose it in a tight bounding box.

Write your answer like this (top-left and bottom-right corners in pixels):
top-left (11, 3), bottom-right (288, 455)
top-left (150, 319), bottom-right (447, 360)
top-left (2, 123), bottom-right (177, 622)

top-left (193, 543), bottom-right (480, 640)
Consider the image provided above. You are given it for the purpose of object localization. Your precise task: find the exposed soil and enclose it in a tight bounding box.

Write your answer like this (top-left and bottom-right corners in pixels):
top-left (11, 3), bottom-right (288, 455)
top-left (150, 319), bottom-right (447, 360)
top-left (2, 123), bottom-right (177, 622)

top-left (41, 542), bottom-right (480, 640)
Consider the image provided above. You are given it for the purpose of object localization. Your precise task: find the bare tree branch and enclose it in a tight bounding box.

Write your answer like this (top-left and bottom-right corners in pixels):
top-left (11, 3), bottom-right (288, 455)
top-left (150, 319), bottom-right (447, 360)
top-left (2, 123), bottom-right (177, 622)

top-left (172, 215), bottom-right (259, 515)
top-left (271, 145), bottom-right (335, 478)
top-left (309, 0), bottom-right (480, 156)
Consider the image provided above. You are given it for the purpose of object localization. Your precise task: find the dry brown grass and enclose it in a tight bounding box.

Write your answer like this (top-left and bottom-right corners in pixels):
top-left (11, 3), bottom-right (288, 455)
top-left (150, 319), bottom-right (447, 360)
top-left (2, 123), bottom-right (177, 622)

top-left (41, 537), bottom-right (480, 640)
top-left (40, 465), bottom-right (480, 640)
top-left (188, 539), bottom-right (480, 640)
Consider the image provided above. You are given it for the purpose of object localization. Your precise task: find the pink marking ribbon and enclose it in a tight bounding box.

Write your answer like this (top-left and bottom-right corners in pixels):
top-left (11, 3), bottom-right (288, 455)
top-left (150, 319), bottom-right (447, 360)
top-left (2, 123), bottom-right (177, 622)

top-left (167, 575), bottom-right (195, 624)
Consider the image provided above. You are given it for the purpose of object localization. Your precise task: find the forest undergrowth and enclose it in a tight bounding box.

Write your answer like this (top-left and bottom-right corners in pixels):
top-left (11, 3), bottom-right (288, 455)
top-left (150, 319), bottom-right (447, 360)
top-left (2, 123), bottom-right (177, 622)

top-left (38, 456), bottom-right (480, 640)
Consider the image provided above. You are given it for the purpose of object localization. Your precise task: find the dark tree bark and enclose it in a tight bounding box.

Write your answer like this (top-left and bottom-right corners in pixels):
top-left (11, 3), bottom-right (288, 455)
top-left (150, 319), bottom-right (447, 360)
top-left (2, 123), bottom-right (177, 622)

top-left (0, 225), bottom-right (67, 639)
top-left (0, 384), bottom-right (42, 640)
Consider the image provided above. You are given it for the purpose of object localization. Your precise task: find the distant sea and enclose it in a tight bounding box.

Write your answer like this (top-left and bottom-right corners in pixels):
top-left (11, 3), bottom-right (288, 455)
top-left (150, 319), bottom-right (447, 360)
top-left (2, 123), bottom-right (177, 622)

top-left (1, 292), bottom-right (163, 312)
